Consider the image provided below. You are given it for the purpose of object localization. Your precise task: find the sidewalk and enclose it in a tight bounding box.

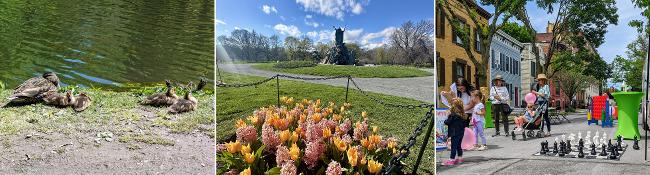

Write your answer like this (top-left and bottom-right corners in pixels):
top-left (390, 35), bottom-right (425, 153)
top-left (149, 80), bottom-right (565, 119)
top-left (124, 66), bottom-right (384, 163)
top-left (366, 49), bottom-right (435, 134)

top-left (436, 112), bottom-right (650, 175)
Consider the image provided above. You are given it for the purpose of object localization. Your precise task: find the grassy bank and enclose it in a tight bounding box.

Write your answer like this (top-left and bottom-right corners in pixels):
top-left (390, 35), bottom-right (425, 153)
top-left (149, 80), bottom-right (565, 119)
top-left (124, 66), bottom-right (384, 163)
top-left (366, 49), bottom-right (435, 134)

top-left (216, 72), bottom-right (435, 174)
top-left (251, 63), bottom-right (433, 78)
top-left (0, 85), bottom-right (215, 146)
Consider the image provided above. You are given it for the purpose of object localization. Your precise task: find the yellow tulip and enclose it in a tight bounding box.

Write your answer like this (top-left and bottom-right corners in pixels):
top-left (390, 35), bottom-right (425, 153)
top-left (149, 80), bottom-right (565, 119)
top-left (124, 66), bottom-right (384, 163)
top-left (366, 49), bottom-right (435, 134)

top-left (333, 114), bottom-right (342, 121)
top-left (362, 111), bottom-right (368, 118)
top-left (247, 116), bottom-right (259, 126)
top-left (360, 138), bottom-right (370, 149)
top-left (280, 130), bottom-right (291, 143)
top-left (372, 126), bottom-right (378, 133)
top-left (226, 140), bottom-right (241, 154)
top-left (235, 119), bottom-right (246, 129)
top-left (340, 106), bottom-right (346, 112)
top-left (315, 107), bottom-right (322, 113)
top-left (240, 167), bottom-right (251, 175)
top-left (299, 114), bottom-right (306, 123)
top-left (360, 156), bottom-right (367, 165)
top-left (291, 131), bottom-right (299, 143)
top-left (312, 113), bottom-right (322, 122)
top-left (388, 140), bottom-right (397, 149)
top-left (347, 147), bottom-right (358, 167)
top-left (333, 137), bottom-right (347, 152)
top-left (240, 144), bottom-right (252, 155)
top-left (286, 97), bottom-right (294, 105)
top-left (322, 127), bottom-right (332, 138)
top-left (316, 99), bottom-right (321, 106)
top-left (289, 143), bottom-right (300, 161)
top-left (367, 159), bottom-right (383, 173)
top-left (243, 152), bottom-right (255, 164)
top-left (370, 134), bottom-right (382, 145)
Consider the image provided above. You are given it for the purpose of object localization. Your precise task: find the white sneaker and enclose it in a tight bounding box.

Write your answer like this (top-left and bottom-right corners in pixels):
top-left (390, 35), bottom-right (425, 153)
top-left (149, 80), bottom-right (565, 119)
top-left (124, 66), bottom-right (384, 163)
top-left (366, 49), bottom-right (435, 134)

top-left (477, 145), bottom-right (487, 151)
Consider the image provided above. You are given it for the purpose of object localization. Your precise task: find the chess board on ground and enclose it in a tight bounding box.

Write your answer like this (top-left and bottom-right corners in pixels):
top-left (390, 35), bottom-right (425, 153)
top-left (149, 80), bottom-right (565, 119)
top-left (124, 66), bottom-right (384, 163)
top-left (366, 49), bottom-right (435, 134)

top-left (533, 143), bottom-right (628, 161)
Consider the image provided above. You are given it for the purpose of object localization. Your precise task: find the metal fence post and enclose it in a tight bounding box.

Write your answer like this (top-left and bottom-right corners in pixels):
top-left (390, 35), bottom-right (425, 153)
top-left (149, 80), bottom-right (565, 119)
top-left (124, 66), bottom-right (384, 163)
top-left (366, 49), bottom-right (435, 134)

top-left (276, 75), bottom-right (280, 107)
top-left (412, 107), bottom-right (435, 174)
top-left (345, 76), bottom-right (350, 103)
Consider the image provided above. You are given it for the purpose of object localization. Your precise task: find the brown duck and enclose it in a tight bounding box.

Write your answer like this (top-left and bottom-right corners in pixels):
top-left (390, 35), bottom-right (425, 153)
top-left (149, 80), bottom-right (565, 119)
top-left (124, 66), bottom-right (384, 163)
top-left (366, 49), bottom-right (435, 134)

top-left (168, 79), bottom-right (206, 114)
top-left (141, 80), bottom-right (178, 106)
top-left (8, 72), bottom-right (59, 103)
top-left (42, 91), bottom-right (75, 108)
top-left (73, 92), bottom-right (92, 112)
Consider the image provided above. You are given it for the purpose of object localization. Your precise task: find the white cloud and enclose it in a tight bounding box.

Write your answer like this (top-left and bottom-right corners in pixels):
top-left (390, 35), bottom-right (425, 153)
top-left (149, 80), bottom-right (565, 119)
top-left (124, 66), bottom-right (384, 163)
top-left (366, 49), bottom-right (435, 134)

top-left (360, 27), bottom-right (396, 45)
top-left (262, 5), bottom-right (278, 14)
top-left (274, 24), bottom-right (302, 37)
top-left (307, 31), bottom-right (318, 38)
top-left (234, 26), bottom-right (251, 31)
top-left (215, 19), bottom-right (226, 25)
top-left (295, 0), bottom-right (367, 20)
top-left (305, 27), bottom-right (395, 49)
top-left (343, 28), bottom-right (364, 43)
top-left (304, 15), bottom-right (320, 28)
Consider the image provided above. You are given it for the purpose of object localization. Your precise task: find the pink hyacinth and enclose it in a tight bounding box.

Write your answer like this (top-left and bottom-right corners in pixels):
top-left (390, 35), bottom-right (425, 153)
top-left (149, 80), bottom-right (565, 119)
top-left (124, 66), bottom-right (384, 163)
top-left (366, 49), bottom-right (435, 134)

top-left (342, 134), bottom-right (352, 144)
top-left (280, 160), bottom-right (297, 175)
top-left (325, 161), bottom-right (342, 175)
top-left (353, 120), bottom-right (369, 141)
top-left (254, 110), bottom-right (267, 124)
top-left (304, 141), bottom-right (325, 169)
top-left (337, 119), bottom-right (352, 135)
top-left (262, 124), bottom-right (280, 152)
top-left (223, 169), bottom-right (239, 175)
top-left (275, 145), bottom-right (291, 166)
top-left (305, 121), bottom-right (324, 142)
top-left (216, 144), bottom-right (227, 152)
top-left (323, 119), bottom-right (337, 131)
top-left (236, 126), bottom-right (258, 143)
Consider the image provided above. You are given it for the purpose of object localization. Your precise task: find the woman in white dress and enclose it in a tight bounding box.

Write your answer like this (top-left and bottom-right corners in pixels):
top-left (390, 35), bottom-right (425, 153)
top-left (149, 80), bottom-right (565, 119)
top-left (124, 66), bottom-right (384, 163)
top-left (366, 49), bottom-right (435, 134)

top-left (489, 75), bottom-right (510, 136)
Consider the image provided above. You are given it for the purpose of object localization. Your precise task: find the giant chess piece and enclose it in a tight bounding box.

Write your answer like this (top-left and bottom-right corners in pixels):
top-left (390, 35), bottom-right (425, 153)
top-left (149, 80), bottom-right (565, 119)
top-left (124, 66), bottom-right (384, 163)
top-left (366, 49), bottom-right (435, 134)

top-left (633, 136), bottom-right (640, 150)
top-left (553, 141), bottom-right (559, 154)
top-left (579, 138), bottom-right (584, 149)
top-left (559, 141), bottom-right (566, 157)
top-left (616, 135), bottom-right (623, 151)
top-left (600, 144), bottom-right (608, 156)
top-left (567, 140), bottom-right (572, 152)
top-left (578, 146), bottom-right (585, 158)
top-left (608, 139), bottom-right (613, 149)
top-left (544, 140), bottom-right (550, 153)
top-left (540, 141), bottom-right (547, 154)
top-left (578, 132), bottom-right (582, 141)
top-left (609, 146), bottom-right (617, 159)
top-left (590, 143), bottom-right (597, 155)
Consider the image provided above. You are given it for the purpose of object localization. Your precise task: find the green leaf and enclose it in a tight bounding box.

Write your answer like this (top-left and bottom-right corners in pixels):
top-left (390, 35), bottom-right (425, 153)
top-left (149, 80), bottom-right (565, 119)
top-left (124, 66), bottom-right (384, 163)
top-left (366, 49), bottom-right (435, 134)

top-left (264, 167), bottom-right (281, 175)
top-left (256, 145), bottom-right (266, 157)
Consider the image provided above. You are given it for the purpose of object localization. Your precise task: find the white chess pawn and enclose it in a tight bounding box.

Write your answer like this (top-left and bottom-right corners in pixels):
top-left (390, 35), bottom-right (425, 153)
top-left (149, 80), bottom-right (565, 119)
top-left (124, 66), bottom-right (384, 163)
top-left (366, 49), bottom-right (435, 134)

top-left (578, 132), bottom-right (582, 139)
top-left (562, 134), bottom-right (566, 141)
top-left (594, 135), bottom-right (600, 146)
top-left (555, 137), bottom-right (559, 143)
top-left (595, 131), bottom-right (599, 139)
top-left (569, 133), bottom-right (576, 141)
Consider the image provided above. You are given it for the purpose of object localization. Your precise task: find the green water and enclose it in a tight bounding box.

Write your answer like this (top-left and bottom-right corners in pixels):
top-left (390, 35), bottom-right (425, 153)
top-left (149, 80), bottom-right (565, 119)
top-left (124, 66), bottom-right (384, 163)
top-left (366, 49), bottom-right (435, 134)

top-left (0, 0), bottom-right (214, 90)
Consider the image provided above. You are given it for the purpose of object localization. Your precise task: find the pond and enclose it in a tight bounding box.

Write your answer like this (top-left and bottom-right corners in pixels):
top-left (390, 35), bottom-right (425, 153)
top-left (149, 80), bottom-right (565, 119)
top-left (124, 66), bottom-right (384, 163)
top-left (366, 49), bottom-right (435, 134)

top-left (0, 0), bottom-right (214, 90)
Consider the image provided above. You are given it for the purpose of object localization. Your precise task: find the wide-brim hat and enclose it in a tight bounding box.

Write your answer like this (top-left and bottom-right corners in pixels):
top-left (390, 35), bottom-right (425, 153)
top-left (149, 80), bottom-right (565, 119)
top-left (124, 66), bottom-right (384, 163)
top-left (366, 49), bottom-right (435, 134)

top-left (493, 75), bottom-right (504, 82)
top-left (537, 74), bottom-right (548, 80)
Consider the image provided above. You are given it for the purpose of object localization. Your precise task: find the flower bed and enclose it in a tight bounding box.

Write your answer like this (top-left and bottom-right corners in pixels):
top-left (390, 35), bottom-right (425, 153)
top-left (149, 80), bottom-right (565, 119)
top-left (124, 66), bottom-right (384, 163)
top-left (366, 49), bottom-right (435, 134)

top-left (217, 97), bottom-right (398, 175)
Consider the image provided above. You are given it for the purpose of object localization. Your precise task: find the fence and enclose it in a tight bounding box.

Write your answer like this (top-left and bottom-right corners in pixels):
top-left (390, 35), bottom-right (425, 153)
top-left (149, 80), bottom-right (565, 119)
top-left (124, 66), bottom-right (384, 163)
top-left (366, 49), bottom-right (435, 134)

top-left (217, 74), bottom-right (435, 174)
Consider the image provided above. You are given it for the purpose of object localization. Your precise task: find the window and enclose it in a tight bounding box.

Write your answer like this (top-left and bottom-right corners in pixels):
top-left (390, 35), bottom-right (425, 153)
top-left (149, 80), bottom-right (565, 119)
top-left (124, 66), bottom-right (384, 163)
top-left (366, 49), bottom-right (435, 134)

top-left (437, 54), bottom-right (445, 86)
top-left (531, 61), bottom-right (536, 77)
top-left (491, 50), bottom-right (496, 69)
top-left (474, 27), bottom-right (481, 52)
top-left (452, 18), bottom-right (466, 45)
top-left (452, 59), bottom-right (467, 82)
top-left (436, 6), bottom-right (445, 38)
top-left (506, 56), bottom-right (510, 73)
top-left (499, 53), bottom-right (504, 71)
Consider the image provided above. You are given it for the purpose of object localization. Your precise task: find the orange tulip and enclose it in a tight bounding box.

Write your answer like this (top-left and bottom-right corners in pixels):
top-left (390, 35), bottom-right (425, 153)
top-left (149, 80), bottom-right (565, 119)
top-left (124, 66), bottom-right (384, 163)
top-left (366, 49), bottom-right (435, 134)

top-left (289, 143), bottom-right (300, 161)
top-left (226, 140), bottom-right (242, 154)
top-left (368, 159), bottom-right (383, 173)
top-left (322, 127), bottom-right (332, 138)
top-left (243, 152), bottom-right (255, 164)
top-left (347, 147), bottom-right (358, 167)
top-left (291, 131), bottom-right (299, 143)
top-left (235, 119), bottom-right (246, 129)
top-left (312, 113), bottom-right (322, 122)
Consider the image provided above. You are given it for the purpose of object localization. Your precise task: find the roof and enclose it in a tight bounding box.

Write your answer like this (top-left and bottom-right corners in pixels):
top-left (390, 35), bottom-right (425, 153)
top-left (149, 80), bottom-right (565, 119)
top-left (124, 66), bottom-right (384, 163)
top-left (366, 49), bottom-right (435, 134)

top-left (495, 30), bottom-right (523, 48)
top-left (466, 0), bottom-right (492, 19)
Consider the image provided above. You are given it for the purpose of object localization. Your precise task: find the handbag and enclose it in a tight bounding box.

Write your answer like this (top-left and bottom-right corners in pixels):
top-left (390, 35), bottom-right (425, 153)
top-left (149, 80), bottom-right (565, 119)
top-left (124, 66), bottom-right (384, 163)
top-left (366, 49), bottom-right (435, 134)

top-left (493, 87), bottom-right (513, 115)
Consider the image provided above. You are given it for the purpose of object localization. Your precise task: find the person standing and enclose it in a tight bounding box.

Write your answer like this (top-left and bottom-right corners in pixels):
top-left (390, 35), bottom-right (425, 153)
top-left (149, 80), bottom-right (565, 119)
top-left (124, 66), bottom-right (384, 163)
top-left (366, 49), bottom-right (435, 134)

top-left (489, 75), bottom-right (510, 136)
top-left (532, 74), bottom-right (551, 137)
top-left (441, 78), bottom-right (475, 127)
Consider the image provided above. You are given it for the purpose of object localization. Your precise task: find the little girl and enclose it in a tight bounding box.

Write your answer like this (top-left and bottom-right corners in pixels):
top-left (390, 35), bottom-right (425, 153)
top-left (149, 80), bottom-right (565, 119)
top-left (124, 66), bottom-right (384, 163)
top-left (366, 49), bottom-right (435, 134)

top-left (514, 104), bottom-right (536, 131)
top-left (470, 90), bottom-right (487, 151)
top-left (443, 98), bottom-right (468, 165)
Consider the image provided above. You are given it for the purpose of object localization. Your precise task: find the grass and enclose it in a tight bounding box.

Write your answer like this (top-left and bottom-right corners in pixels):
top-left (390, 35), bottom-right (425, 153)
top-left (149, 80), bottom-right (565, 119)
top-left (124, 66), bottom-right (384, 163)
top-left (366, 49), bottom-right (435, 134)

top-left (0, 84), bottom-right (214, 147)
top-left (251, 63), bottom-right (433, 78)
top-left (216, 72), bottom-right (436, 174)
top-left (118, 133), bottom-right (176, 146)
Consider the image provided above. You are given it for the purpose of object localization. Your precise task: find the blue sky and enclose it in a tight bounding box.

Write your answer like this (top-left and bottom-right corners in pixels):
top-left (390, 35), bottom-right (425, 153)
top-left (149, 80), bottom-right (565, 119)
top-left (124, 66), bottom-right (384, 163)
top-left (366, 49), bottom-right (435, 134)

top-left (216, 0), bottom-right (433, 49)
top-left (481, 1), bottom-right (645, 63)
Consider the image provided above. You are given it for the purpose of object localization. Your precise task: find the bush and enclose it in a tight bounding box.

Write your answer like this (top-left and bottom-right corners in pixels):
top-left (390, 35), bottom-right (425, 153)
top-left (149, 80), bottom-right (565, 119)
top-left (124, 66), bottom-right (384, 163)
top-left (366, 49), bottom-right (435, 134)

top-left (273, 61), bottom-right (317, 69)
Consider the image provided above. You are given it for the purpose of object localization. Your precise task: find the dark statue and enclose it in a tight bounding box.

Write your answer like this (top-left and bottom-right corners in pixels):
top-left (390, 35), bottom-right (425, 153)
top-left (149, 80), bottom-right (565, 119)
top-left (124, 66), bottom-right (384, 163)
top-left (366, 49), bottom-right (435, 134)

top-left (322, 27), bottom-right (355, 65)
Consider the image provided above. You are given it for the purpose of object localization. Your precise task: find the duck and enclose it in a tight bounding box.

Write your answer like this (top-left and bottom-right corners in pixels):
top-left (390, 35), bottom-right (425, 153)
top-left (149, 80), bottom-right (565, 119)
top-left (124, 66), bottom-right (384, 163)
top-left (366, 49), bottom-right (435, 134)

top-left (42, 91), bottom-right (75, 108)
top-left (8, 72), bottom-right (60, 103)
top-left (168, 79), bottom-right (206, 114)
top-left (141, 80), bottom-right (178, 106)
top-left (73, 92), bottom-right (92, 112)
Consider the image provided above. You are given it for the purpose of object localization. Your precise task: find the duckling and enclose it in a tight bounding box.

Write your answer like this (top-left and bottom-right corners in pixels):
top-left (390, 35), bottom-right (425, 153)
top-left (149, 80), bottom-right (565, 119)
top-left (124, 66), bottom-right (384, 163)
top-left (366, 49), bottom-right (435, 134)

top-left (141, 80), bottom-right (178, 106)
top-left (8, 72), bottom-right (60, 103)
top-left (168, 79), bottom-right (206, 114)
top-left (42, 91), bottom-right (76, 108)
top-left (73, 92), bottom-right (92, 112)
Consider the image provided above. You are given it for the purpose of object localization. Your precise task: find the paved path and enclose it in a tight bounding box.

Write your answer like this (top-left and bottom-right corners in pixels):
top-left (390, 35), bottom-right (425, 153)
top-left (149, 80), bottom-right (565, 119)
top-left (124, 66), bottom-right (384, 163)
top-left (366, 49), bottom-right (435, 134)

top-left (436, 111), bottom-right (650, 175)
top-left (218, 64), bottom-right (435, 103)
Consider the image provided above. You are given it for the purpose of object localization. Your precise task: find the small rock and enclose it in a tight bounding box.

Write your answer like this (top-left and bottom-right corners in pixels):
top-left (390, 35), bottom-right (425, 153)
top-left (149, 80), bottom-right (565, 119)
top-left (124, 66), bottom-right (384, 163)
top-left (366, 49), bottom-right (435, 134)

top-left (94, 138), bottom-right (102, 144)
top-left (25, 134), bottom-right (32, 139)
top-left (105, 138), bottom-right (114, 142)
top-left (201, 163), bottom-right (205, 167)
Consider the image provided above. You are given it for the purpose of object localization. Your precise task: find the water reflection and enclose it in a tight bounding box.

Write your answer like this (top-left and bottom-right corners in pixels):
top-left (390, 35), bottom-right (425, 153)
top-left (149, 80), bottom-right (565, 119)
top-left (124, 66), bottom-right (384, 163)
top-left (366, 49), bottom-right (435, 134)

top-left (0, 0), bottom-right (214, 90)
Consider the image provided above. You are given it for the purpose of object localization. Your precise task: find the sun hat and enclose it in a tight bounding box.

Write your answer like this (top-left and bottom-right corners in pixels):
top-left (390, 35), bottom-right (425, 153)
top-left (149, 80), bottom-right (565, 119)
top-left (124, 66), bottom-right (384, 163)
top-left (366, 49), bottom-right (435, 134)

top-left (536, 74), bottom-right (547, 80)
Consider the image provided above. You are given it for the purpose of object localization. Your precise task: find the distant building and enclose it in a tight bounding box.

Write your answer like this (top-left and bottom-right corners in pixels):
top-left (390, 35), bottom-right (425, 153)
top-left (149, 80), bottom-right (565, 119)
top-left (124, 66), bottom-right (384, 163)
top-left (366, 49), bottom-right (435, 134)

top-left (435, 0), bottom-right (491, 107)
top-left (520, 43), bottom-right (546, 106)
top-left (490, 30), bottom-right (523, 107)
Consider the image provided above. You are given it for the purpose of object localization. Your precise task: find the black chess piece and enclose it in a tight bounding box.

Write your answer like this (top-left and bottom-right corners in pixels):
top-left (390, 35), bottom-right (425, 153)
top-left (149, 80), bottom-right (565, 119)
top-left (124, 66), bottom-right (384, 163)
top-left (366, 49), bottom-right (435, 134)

top-left (579, 138), bottom-right (584, 148)
top-left (578, 146), bottom-right (585, 158)
top-left (590, 143), bottom-right (597, 155)
top-left (608, 139), bottom-right (613, 149)
top-left (633, 136), bottom-right (640, 150)
top-left (567, 140), bottom-right (572, 152)
top-left (553, 141), bottom-right (558, 154)
top-left (540, 141), bottom-right (546, 154)
top-left (616, 136), bottom-right (623, 151)
top-left (559, 141), bottom-right (566, 157)
top-left (600, 144), bottom-right (608, 156)
top-left (609, 146), bottom-right (617, 159)
top-left (544, 140), bottom-right (550, 153)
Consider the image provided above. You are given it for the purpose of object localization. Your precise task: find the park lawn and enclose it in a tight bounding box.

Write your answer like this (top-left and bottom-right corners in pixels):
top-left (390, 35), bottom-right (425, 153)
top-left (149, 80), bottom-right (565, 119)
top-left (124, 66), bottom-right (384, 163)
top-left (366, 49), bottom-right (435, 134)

top-left (0, 85), bottom-right (215, 146)
top-left (216, 72), bottom-right (436, 174)
top-left (251, 63), bottom-right (433, 78)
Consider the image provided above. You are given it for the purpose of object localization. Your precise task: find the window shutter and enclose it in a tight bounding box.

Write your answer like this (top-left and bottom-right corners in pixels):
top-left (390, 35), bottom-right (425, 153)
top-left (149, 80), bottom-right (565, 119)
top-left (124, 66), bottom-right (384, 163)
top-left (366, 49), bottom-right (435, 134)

top-left (466, 64), bottom-right (472, 85)
top-left (438, 55), bottom-right (446, 87)
top-left (452, 61), bottom-right (457, 82)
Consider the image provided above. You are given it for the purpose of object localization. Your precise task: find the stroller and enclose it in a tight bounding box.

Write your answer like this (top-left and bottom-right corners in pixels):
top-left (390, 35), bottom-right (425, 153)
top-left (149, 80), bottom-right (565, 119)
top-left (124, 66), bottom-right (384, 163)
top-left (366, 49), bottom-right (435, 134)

top-left (511, 98), bottom-right (548, 141)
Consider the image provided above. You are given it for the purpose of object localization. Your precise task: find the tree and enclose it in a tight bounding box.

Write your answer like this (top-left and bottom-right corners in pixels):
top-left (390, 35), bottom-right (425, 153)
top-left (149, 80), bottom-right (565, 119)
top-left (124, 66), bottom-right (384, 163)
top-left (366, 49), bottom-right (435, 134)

top-left (527, 0), bottom-right (618, 79)
top-left (611, 32), bottom-right (647, 89)
top-left (438, 0), bottom-right (528, 87)
top-left (389, 20), bottom-right (434, 66)
top-left (630, 0), bottom-right (650, 34)
top-left (501, 22), bottom-right (533, 43)
top-left (284, 36), bottom-right (300, 61)
top-left (555, 69), bottom-right (597, 108)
